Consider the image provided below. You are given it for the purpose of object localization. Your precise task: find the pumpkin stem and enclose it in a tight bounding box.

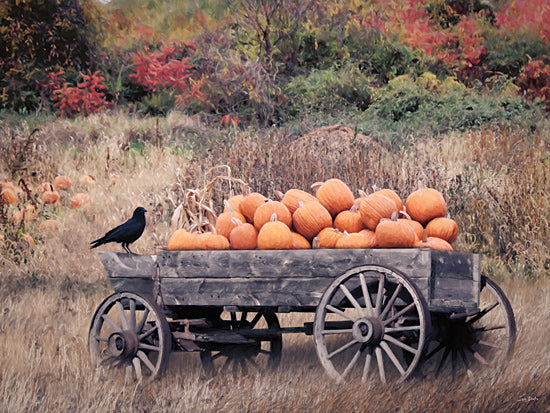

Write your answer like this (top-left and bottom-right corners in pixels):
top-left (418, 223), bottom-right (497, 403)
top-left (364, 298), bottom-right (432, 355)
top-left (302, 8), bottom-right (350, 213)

top-left (422, 229), bottom-right (428, 243)
top-left (350, 204), bottom-right (359, 213)
top-left (310, 181), bottom-right (324, 191)
top-left (390, 211), bottom-right (398, 221)
top-left (312, 237), bottom-right (320, 249)
top-left (400, 210), bottom-right (412, 220)
top-left (372, 184), bottom-right (381, 192)
top-left (223, 199), bottom-right (234, 212)
top-left (358, 189), bottom-right (368, 198)
top-left (270, 213), bottom-right (278, 222)
top-left (276, 190), bottom-right (284, 200)
top-left (230, 217), bottom-right (243, 227)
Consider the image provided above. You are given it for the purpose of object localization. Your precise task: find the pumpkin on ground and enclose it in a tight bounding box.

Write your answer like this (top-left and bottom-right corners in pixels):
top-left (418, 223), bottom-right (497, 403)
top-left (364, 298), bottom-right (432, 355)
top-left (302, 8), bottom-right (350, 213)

top-left (336, 232), bottom-right (373, 249)
top-left (292, 201), bottom-right (333, 241)
top-left (405, 187), bottom-right (446, 225)
top-left (359, 193), bottom-right (397, 230)
top-left (257, 213), bottom-right (293, 250)
top-left (239, 192), bottom-right (268, 223)
top-left (53, 175), bottom-right (72, 191)
top-left (70, 193), bottom-right (91, 209)
top-left (0, 188), bottom-right (17, 204)
top-left (41, 189), bottom-right (60, 205)
top-left (229, 218), bottom-right (258, 250)
top-left (334, 204), bottom-right (364, 233)
top-left (253, 200), bottom-right (292, 230)
top-left (375, 212), bottom-right (416, 248)
top-left (425, 217), bottom-right (458, 244)
top-left (39, 219), bottom-right (61, 232)
top-left (278, 188), bottom-right (317, 214)
top-left (316, 227), bottom-right (344, 248)
top-left (79, 175), bottom-right (95, 185)
top-left (313, 178), bottom-right (355, 217)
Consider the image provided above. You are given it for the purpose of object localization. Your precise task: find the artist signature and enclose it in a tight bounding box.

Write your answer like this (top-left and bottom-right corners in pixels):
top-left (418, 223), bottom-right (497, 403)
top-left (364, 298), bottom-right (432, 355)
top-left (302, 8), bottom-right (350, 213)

top-left (510, 394), bottom-right (540, 408)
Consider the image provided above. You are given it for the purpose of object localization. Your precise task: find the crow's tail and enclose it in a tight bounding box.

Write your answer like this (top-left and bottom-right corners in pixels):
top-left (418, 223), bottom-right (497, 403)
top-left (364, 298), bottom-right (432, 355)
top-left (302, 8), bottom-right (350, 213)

top-left (90, 237), bottom-right (106, 249)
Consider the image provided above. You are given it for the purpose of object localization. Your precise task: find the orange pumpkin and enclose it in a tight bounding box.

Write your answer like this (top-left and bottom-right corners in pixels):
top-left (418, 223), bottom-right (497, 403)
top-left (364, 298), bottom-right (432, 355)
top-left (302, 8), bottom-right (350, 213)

top-left (229, 218), bottom-right (258, 250)
top-left (239, 192), bottom-right (268, 223)
top-left (79, 175), bottom-right (95, 185)
top-left (35, 182), bottom-right (52, 194)
top-left (334, 204), bottom-right (364, 233)
top-left (53, 175), bottom-right (72, 191)
top-left (21, 233), bottom-right (35, 246)
top-left (41, 189), bottom-right (60, 205)
top-left (425, 217), bottom-right (458, 244)
top-left (39, 219), bottom-right (61, 232)
top-left (224, 194), bottom-right (244, 214)
top-left (0, 188), bottom-right (17, 204)
top-left (204, 233), bottom-right (230, 250)
top-left (336, 232), bottom-right (373, 249)
top-left (375, 212), bottom-right (416, 248)
top-left (398, 218), bottom-right (424, 242)
top-left (167, 228), bottom-right (199, 250)
top-left (359, 229), bottom-right (378, 248)
top-left (257, 213), bottom-right (293, 250)
top-left (313, 178), bottom-right (355, 216)
top-left (316, 227), bottom-right (345, 248)
top-left (70, 193), bottom-right (91, 209)
top-left (292, 201), bottom-right (333, 241)
top-left (279, 188), bottom-right (317, 214)
top-left (291, 232), bottom-right (311, 249)
top-left (374, 188), bottom-right (403, 212)
top-left (215, 201), bottom-right (246, 238)
top-left (405, 187), bottom-right (446, 225)
top-left (415, 232), bottom-right (454, 251)
top-left (359, 193), bottom-right (397, 230)
top-left (253, 200), bottom-right (292, 230)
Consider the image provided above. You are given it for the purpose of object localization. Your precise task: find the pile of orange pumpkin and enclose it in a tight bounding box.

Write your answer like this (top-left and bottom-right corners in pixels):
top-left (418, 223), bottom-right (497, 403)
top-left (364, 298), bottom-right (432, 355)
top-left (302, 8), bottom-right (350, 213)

top-left (166, 178), bottom-right (458, 252)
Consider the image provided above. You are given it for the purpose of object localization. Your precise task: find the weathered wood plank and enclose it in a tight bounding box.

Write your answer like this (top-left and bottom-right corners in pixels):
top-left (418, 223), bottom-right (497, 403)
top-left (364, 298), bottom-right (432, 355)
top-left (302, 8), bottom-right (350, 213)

top-left (98, 252), bottom-right (155, 278)
top-left (156, 249), bottom-right (432, 280)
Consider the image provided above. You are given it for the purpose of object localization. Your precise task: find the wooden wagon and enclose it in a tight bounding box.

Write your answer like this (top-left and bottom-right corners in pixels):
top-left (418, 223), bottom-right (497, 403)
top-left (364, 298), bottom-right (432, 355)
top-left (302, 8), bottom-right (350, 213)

top-left (89, 248), bottom-right (516, 384)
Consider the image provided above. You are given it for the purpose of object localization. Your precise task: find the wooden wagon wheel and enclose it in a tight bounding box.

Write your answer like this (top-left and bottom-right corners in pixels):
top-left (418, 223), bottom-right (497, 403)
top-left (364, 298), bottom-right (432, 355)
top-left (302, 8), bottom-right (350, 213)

top-left (422, 275), bottom-right (516, 379)
top-left (88, 292), bottom-right (172, 384)
top-left (200, 310), bottom-right (282, 377)
top-left (313, 265), bottom-right (431, 384)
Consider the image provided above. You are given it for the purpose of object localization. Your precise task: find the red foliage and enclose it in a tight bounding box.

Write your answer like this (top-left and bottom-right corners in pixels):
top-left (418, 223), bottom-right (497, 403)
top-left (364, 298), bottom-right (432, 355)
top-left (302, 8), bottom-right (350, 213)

top-left (494, 0), bottom-right (550, 43)
top-left (128, 39), bottom-right (203, 108)
top-left (41, 71), bottom-right (112, 117)
top-left (516, 59), bottom-right (550, 109)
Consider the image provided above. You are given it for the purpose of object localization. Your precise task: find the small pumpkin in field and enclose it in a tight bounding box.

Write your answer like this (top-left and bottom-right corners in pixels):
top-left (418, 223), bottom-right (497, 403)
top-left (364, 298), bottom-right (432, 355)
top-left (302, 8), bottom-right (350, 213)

top-left (41, 189), bottom-right (60, 205)
top-left (215, 201), bottom-right (246, 239)
top-left (278, 188), bottom-right (317, 214)
top-left (425, 217), bottom-right (458, 244)
top-left (21, 233), bottom-right (35, 246)
top-left (39, 219), bottom-right (61, 232)
top-left (313, 178), bottom-right (355, 217)
top-left (292, 201), bottom-right (333, 241)
top-left (35, 182), bottom-right (52, 195)
top-left (79, 175), bottom-right (95, 185)
top-left (316, 227), bottom-right (344, 248)
top-left (334, 204), bottom-right (364, 233)
top-left (358, 193), bottom-right (397, 230)
top-left (415, 231), bottom-right (454, 251)
top-left (240, 192), bottom-right (268, 223)
top-left (336, 231), bottom-right (373, 249)
top-left (257, 213), bottom-right (293, 250)
top-left (359, 229), bottom-right (378, 248)
top-left (405, 187), bottom-right (446, 225)
top-left (253, 200), bottom-right (292, 230)
top-left (167, 228), bottom-right (199, 250)
top-left (11, 204), bottom-right (37, 224)
top-left (291, 232), bottom-right (311, 249)
top-left (53, 175), bottom-right (72, 191)
top-left (229, 218), bottom-right (258, 250)
top-left (70, 193), bottom-right (91, 209)
top-left (375, 212), bottom-right (416, 248)
top-left (0, 188), bottom-right (17, 204)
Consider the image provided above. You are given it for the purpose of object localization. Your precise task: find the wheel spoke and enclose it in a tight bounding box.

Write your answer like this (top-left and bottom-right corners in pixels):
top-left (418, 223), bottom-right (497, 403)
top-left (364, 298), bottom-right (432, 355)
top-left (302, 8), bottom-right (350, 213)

top-left (116, 301), bottom-right (129, 330)
top-left (124, 364), bottom-right (133, 385)
top-left (478, 339), bottom-right (500, 349)
top-left (375, 347), bottom-right (386, 384)
top-left (467, 302), bottom-right (499, 325)
top-left (129, 299), bottom-right (136, 331)
top-left (240, 311), bottom-right (248, 323)
top-left (138, 343), bottom-right (160, 352)
top-left (249, 312), bottom-right (263, 328)
top-left (436, 347), bottom-right (451, 376)
top-left (341, 348), bottom-right (362, 379)
top-left (472, 351), bottom-right (489, 365)
top-left (230, 312), bottom-right (237, 325)
top-left (383, 302), bottom-right (415, 326)
top-left (132, 357), bottom-right (143, 383)
top-left (423, 342), bottom-right (444, 361)
top-left (137, 350), bottom-right (156, 373)
top-left (326, 304), bottom-right (357, 322)
top-left (362, 351), bottom-right (372, 383)
top-left (383, 334), bottom-right (418, 355)
top-left (328, 339), bottom-right (359, 359)
top-left (385, 325), bottom-right (420, 333)
top-left (475, 325), bottom-right (506, 333)
top-left (136, 308), bottom-right (150, 334)
top-left (379, 283), bottom-right (402, 321)
top-left (359, 273), bottom-right (374, 316)
top-left (375, 273), bottom-right (385, 316)
top-left (321, 329), bottom-right (353, 335)
top-left (139, 325), bottom-right (158, 340)
top-left (211, 352), bottom-right (223, 361)
top-left (339, 284), bottom-right (365, 317)
top-left (102, 315), bottom-right (121, 332)
top-left (380, 341), bottom-right (406, 376)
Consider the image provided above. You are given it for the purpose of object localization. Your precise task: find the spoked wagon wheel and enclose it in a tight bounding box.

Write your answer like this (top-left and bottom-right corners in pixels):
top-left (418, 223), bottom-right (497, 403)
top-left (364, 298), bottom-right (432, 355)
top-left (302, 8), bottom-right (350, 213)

top-left (423, 275), bottom-right (516, 379)
top-left (314, 265), bottom-right (431, 384)
top-left (200, 310), bottom-right (282, 378)
top-left (88, 292), bottom-right (172, 384)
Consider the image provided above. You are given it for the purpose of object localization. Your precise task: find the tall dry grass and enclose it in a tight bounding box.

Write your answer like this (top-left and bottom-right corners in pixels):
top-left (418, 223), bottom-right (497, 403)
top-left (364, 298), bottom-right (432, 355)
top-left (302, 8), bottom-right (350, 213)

top-left (0, 112), bottom-right (549, 411)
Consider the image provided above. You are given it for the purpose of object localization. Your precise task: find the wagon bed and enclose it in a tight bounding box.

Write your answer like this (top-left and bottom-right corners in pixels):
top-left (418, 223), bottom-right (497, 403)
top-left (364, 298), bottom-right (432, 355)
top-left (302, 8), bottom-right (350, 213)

top-left (89, 248), bottom-right (515, 386)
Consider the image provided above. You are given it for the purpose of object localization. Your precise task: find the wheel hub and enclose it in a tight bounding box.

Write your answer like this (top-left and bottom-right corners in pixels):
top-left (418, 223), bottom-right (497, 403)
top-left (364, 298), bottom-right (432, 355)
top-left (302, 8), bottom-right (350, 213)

top-left (352, 317), bottom-right (384, 344)
top-left (108, 330), bottom-right (138, 359)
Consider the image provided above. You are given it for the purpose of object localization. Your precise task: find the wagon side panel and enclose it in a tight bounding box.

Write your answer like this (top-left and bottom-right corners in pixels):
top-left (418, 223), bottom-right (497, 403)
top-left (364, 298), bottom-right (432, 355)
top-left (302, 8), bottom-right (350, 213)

top-left (98, 251), bottom-right (155, 296)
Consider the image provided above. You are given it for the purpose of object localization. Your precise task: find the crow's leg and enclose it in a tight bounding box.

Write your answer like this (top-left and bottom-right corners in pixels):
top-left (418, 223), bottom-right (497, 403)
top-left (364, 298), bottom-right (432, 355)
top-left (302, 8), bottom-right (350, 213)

top-left (122, 243), bottom-right (130, 253)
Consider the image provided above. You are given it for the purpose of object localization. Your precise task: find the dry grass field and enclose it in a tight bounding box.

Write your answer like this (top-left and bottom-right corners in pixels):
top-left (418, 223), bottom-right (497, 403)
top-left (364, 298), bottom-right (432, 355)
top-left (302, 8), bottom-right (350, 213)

top-left (1, 112), bottom-right (549, 412)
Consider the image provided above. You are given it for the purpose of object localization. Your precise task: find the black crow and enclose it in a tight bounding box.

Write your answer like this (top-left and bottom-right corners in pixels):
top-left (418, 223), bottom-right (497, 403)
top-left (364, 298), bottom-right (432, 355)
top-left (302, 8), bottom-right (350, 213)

top-left (90, 207), bottom-right (147, 254)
